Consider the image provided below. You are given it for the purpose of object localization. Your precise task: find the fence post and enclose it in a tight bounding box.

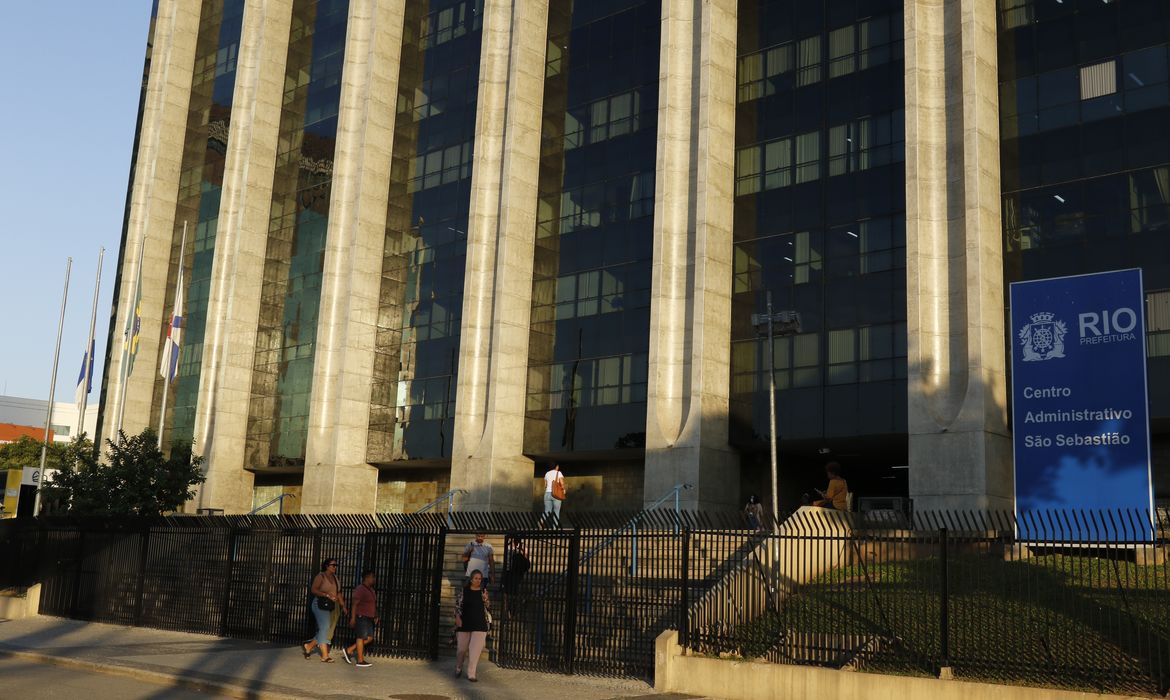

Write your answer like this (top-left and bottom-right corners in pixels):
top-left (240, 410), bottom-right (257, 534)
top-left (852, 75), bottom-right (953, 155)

top-left (939, 526), bottom-right (951, 678)
top-left (565, 528), bottom-right (581, 674)
top-left (219, 524), bottom-right (236, 637)
top-left (427, 525), bottom-right (447, 660)
top-left (679, 526), bottom-right (690, 648)
top-left (132, 524), bottom-right (150, 625)
top-left (71, 527), bottom-right (86, 619)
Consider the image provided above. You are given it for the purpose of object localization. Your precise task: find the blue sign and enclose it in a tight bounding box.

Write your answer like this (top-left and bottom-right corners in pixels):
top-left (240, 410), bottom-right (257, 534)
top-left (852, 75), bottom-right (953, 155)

top-left (1010, 269), bottom-right (1153, 536)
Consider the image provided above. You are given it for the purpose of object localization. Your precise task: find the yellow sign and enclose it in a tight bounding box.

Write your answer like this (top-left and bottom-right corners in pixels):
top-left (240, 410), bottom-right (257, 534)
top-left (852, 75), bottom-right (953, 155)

top-left (2, 469), bottom-right (20, 518)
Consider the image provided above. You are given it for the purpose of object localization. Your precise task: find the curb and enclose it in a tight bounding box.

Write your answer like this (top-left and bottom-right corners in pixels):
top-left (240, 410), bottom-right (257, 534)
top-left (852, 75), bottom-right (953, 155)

top-left (0, 647), bottom-right (310, 700)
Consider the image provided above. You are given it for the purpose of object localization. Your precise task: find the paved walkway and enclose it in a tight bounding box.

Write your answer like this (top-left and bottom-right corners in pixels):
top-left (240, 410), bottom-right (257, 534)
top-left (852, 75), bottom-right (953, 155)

top-left (0, 617), bottom-right (693, 700)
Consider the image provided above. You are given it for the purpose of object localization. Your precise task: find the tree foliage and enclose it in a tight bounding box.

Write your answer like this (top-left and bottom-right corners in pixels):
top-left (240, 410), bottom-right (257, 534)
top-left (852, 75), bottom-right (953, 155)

top-left (41, 428), bottom-right (205, 516)
top-left (0, 435), bottom-right (72, 473)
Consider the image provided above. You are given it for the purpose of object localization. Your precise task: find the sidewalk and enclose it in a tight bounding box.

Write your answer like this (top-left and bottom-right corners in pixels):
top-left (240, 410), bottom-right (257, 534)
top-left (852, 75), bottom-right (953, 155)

top-left (0, 616), bottom-right (685, 700)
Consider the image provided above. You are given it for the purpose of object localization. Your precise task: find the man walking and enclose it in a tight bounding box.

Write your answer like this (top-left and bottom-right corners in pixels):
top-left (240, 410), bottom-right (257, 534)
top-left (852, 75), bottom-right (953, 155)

top-left (463, 530), bottom-right (495, 584)
top-left (342, 569), bottom-right (378, 667)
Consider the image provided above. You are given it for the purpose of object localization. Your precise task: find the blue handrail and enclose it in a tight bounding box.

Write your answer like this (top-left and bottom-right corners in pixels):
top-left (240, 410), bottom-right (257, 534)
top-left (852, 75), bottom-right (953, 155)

top-left (249, 493), bottom-right (294, 515)
top-left (415, 488), bottom-right (468, 527)
top-left (585, 482), bottom-right (693, 576)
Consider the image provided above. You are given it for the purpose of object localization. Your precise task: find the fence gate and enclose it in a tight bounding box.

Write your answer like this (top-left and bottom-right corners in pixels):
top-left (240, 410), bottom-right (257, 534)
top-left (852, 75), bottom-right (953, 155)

top-left (496, 530), bottom-right (579, 673)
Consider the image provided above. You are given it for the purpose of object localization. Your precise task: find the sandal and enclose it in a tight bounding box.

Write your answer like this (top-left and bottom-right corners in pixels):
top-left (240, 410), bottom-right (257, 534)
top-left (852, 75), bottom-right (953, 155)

top-left (301, 644), bottom-right (313, 659)
top-left (321, 657), bottom-right (335, 663)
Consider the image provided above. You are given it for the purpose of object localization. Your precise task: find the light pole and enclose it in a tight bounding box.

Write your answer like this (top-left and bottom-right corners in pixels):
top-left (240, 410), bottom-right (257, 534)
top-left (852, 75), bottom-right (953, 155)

top-left (751, 290), bottom-right (800, 529)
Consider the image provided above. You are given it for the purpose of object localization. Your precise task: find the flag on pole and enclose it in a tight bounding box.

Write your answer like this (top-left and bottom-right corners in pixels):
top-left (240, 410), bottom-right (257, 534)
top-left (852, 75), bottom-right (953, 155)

top-left (159, 262), bottom-right (184, 382)
top-left (124, 246), bottom-right (144, 376)
top-left (75, 339), bottom-right (94, 416)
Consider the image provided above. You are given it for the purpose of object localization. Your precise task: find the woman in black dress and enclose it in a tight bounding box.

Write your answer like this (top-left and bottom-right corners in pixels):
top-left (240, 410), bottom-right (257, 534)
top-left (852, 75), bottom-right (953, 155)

top-left (454, 569), bottom-right (491, 682)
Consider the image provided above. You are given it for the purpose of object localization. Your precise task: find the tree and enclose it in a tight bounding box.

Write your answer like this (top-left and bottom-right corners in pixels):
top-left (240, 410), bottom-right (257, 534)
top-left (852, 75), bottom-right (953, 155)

top-left (0, 435), bottom-right (73, 473)
top-left (41, 428), bottom-right (205, 516)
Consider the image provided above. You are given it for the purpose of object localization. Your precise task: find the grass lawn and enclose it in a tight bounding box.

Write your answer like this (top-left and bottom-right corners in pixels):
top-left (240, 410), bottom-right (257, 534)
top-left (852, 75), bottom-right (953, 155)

top-left (713, 552), bottom-right (1169, 696)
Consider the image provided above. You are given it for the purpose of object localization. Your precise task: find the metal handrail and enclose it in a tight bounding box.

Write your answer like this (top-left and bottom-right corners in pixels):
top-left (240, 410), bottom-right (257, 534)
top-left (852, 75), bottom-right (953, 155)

top-left (249, 493), bottom-right (294, 515)
top-left (415, 488), bottom-right (468, 526)
top-left (587, 482), bottom-right (693, 574)
top-left (532, 483), bottom-right (694, 599)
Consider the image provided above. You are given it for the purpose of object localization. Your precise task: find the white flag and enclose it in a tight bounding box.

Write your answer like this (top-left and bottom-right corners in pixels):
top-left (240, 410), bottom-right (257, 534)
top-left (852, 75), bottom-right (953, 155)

top-left (159, 263), bottom-right (185, 382)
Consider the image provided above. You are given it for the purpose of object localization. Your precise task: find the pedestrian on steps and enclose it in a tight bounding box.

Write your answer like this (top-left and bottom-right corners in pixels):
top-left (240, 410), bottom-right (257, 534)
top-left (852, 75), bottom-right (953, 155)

top-left (454, 569), bottom-right (491, 682)
top-left (463, 529), bottom-right (495, 584)
top-left (543, 463), bottom-right (566, 526)
top-left (503, 535), bottom-right (529, 619)
top-left (744, 494), bottom-right (766, 532)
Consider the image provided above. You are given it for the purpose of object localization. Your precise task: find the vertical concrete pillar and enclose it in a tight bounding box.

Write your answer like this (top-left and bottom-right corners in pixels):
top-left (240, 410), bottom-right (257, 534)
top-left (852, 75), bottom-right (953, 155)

top-left (301, 0), bottom-right (405, 513)
top-left (643, 0), bottom-right (740, 510)
top-left (104, 0), bottom-right (202, 447)
top-left (449, 0), bottom-right (548, 511)
top-left (191, 0), bottom-right (294, 513)
top-left (905, 0), bottom-right (1011, 511)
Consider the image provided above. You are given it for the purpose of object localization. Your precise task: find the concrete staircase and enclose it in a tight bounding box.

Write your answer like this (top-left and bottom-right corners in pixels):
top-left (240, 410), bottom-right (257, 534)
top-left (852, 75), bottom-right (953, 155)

top-left (436, 534), bottom-right (506, 658)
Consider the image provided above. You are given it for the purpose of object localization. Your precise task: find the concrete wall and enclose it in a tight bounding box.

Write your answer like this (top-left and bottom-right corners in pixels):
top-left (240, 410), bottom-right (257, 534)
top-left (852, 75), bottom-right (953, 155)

top-left (904, 0), bottom-right (1011, 510)
top-left (655, 630), bottom-right (1150, 700)
top-left (0, 584), bottom-right (40, 620)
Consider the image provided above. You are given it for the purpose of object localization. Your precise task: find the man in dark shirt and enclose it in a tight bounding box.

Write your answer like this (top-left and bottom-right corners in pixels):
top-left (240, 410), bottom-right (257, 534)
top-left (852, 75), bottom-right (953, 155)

top-left (342, 569), bottom-right (379, 667)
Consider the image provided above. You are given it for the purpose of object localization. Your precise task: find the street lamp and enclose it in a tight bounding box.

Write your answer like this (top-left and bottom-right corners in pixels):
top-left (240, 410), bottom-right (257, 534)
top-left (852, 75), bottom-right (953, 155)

top-left (751, 290), bottom-right (801, 530)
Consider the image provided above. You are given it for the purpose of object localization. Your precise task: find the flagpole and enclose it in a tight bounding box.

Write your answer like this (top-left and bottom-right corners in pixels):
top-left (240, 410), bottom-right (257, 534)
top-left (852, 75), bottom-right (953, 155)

top-left (158, 222), bottom-right (187, 449)
top-left (79, 248), bottom-right (104, 438)
top-left (36, 257), bottom-right (72, 516)
top-left (115, 236), bottom-right (146, 439)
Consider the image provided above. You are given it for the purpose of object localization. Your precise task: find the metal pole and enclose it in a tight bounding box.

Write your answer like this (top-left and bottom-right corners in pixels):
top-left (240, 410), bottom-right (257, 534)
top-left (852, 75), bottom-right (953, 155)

top-left (36, 257), bottom-right (72, 515)
top-left (940, 526), bottom-right (950, 671)
top-left (80, 248), bottom-right (104, 438)
top-left (766, 290), bottom-right (780, 531)
top-left (158, 222), bottom-right (187, 449)
top-left (116, 238), bottom-right (146, 439)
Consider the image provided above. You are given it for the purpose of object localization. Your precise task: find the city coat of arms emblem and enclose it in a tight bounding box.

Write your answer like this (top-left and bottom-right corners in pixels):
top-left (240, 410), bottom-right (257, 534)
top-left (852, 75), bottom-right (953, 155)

top-left (1019, 311), bottom-right (1067, 361)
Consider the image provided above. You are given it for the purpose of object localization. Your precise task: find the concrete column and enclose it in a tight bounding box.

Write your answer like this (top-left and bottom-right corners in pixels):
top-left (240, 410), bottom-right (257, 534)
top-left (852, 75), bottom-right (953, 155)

top-left (449, 0), bottom-right (548, 511)
top-left (191, 0), bottom-right (294, 514)
top-left (300, 0), bottom-right (405, 514)
top-left (905, 0), bottom-right (1011, 511)
top-left (643, 0), bottom-right (740, 510)
top-left (103, 0), bottom-right (201, 447)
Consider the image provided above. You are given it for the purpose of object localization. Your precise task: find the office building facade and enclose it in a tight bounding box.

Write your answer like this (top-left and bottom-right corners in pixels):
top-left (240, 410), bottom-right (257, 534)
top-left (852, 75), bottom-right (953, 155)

top-left (100, 0), bottom-right (1169, 514)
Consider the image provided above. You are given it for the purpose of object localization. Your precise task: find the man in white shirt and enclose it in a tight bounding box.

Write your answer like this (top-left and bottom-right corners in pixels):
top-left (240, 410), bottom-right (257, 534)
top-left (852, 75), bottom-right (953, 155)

top-left (543, 464), bottom-right (564, 526)
top-left (463, 529), bottom-right (494, 583)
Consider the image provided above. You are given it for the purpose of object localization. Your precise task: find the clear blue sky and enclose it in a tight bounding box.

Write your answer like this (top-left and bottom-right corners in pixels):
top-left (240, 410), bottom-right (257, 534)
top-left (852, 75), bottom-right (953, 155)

top-left (0, 3), bottom-right (152, 403)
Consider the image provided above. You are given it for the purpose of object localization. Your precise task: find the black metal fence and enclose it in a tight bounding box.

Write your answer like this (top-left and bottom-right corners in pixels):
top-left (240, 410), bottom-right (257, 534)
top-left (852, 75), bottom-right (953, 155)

top-left (685, 509), bottom-right (1170, 696)
top-left (2, 514), bottom-right (446, 659)
top-left (4, 508), bottom-right (1168, 693)
top-left (495, 511), bottom-right (747, 678)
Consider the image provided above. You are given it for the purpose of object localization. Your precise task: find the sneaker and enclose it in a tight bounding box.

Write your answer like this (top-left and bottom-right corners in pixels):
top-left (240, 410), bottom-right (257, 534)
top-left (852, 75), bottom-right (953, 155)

top-left (356, 661), bottom-right (372, 668)
top-left (341, 648), bottom-right (351, 664)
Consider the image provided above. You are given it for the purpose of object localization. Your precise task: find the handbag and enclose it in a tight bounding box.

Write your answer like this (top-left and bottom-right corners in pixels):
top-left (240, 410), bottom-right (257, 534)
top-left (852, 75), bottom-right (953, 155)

top-left (316, 596), bottom-right (335, 611)
top-left (552, 478), bottom-right (566, 501)
top-left (483, 590), bottom-right (492, 627)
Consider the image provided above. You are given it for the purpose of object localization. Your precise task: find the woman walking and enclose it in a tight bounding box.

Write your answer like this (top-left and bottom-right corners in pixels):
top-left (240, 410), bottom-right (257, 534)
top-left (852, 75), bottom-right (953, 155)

top-left (744, 494), bottom-right (765, 532)
top-left (454, 569), bottom-right (491, 682)
top-left (302, 558), bottom-right (346, 662)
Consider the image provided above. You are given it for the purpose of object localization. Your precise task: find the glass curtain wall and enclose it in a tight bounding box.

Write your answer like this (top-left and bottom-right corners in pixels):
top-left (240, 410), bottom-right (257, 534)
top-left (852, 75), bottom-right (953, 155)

top-left (152, 0), bottom-right (245, 447)
top-left (730, 0), bottom-right (907, 495)
top-left (998, 0), bottom-right (1170, 493)
top-left (367, 0), bottom-right (484, 463)
top-left (524, 0), bottom-right (661, 456)
top-left (247, 0), bottom-right (349, 467)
